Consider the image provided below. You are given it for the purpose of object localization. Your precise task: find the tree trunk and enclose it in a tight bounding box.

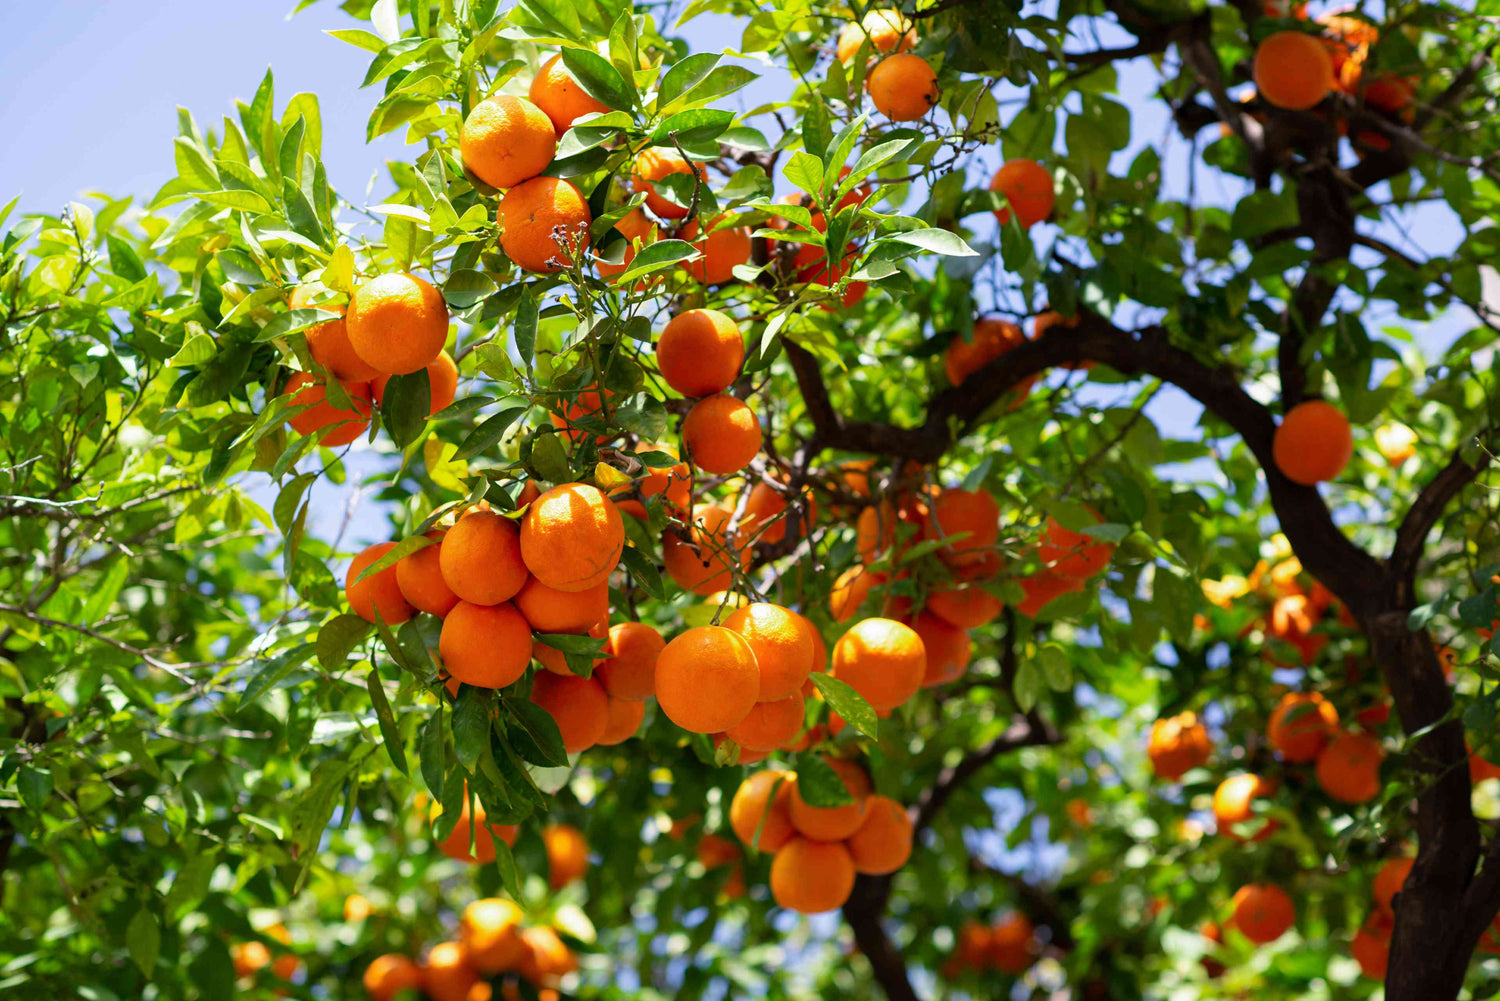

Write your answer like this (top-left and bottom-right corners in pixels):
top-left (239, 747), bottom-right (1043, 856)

top-left (843, 874), bottom-right (918, 1001)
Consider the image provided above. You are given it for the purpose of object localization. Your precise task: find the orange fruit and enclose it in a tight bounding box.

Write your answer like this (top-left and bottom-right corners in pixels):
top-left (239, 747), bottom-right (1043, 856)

top-left (459, 95), bottom-right (556, 189)
top-left (347, 542), bottom-right (414, 626)
top-left (1351, 915), bottom-right (1392, 978)
top-left (529, 53), bottom-right (610, 135)
top-left (1315, 730), bottom-right (1383, 803)
top-left (594, 208), bottom-right (659, 284)
top-left (695, 832), bottom-right (741, 869)
top-left (945, 317), bottom-right (1025, 387)
top-left (285, 372), bottom-right (372, 448)
top-left (548, 387), bottom-right (614, 444)
top-left (533, 617), bottom-right (607, 676)
top-left (544, 824), bottom-right (588, 889)
top-left (831, 617), bottom-right (925, 712)
top-left (432, 797), bottom-right (516, 865)
top-left (683, 394), bottom-right (761, 474)
top-left (530, 672), bottom-right (609, 753)
top-left (517, 925), bottom-right (576, 985)
top-left (729, 769), bottom-right (797, 851)
top-left (715, 732), bottom-right (769, 765)
top-left (846, 794), bottom-right (913, 874)
top-left (232, 941), bottom-right (270, 977)
top-left (1267, 691), bottom-right (1339, 762)
top-left (519, 483), bottom-right (624, 592)
top-left (866, 53), bottom-right (938, 121)
top-left (634, 443), bottom-right (691, 514)
top-left (396, 531), bottom-right (460, 617)
top-left (662, 503), bottom-right (750, 595)
top-left (683, 216), bottom-right (752, 285)
top-left (1319, 12), bottom-right (1380, 91)
top-left (932, 486), bottom-right (1000, 568)
top-left (1229, 883), bottom-right (1295, 944)
top-left (498, 176), bottom-right (592, 273)
top-left (990, 914), bottom-right (1036, 973)
top-left (789, 756), bottom-right (871, 840)
top-left (1373, 855), bottom-right (1413, 915)
top-left (1212, 773), bottom-right (1278, 842)
top-left (742, 473), bottom-right (817, 545)
top-left (594, 621), bottom-right (664, 700)
top-left (1254, 30), bottom-right (1334, 110)
top-left (1146, 711), bottom-right (1212, 780)
top-left (632, 147), bottom-right (704, 219)
top-left (460, 898), bottom-right (526, 974)
top-left (439, 601), bottom-right (532, 688)
top-left (835, 9), bottom-right (916, 63)
top-left (1363, 73), bottom-right (1415, 114)
top-left (1016, 570), bottom-right (1084, 617)
top-left (1374, 421), bottom-right (1417, 466)
top-left (657, 308), bottom-right (744, 398)
top-left (989, 159), bottom-right (1055, 229)
top-left (925, 586), bottom-right (1002, 628)
top-left (371, 349), bottom-right (458, 416)
top-left (346, 272), bottom-right (449, 376)
top-left (829, 565), bottom-right (881, 622)
top-left (1038, 508), bottom-right (1114, 578)
top-left (363, 954), bottom-right (424, 1000)
top-left (290, 281), bottom-right (378, 381)
top-left (514, 577), bottom-right (609, 634)
top-left (1273, 400), bottom-right (1353, 485)
top-left (770, 836), bottom-right (857, 913)
top-left (911, 611), bottom-right (970, 687)
top-left (343, 893), bottom-right (372, 923)
top-left (441, 509), bottom-right (530, 606)
top-left (726, 691), bottom-right (806, 750)
top-left (423, 942), bottom-right (477, 1001)
top-left (655, 625), bottom-right (760, 733)
top-left (724, 602), bottom-right (816, 701)
top-left (596, 695), bottom-right (646, 745)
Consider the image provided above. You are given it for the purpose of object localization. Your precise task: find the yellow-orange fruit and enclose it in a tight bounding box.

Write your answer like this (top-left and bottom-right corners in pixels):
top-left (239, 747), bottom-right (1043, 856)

top-left (1374, 421), bottom-right (1418, 467)
top-left (726, 691), bottom-right (806, 750)
top-left (1273, 400), bottom-right (1353, 485)
top-left (632, 147), bottom-right (703, 219)
top-left (432, 797), bottom-right (516, 865)
top-left (655, 625), bottom-right (760, 733)
top-left (1229, 883), bottom-right (1295, 944)
top-left (1016, 570), bottom-right (1083, 617)
top-left (595, 208), bottom-right (658, 283)
top-left (460, 898), bottom-right (526, 974)
top-left (363, 953), bottom-right (424, 1000)
top-left (544, 824), bottom-right (588, 889)
top-left (830, 617), bottom-right (926, 712)
top-left (925, 586), bottom-right (1002, 628)
top-left (990, 913), bottom-right (1036, 973)
top-left (514, 577), bottom-right (609, 635)
top-left (396, 531), bottom-right (460, 617)
top-left (1315, 730), bottom-right (1384, 803)
top-left (1212, 773), bottom-right (1279, 842)
top-left (729, 769), bottom-right (797, 851)
top-left (441, 509), bottom-right (530, 606)
top-left (343, 893), bottom-right (372, 923)
top-left (663, 503), bottom-right (750, 595)
top-left (657, 308), bottom-right (744, 398)
top-left (285, 372), bottom-right (373, 448)
top-left (683, 394), bottom-right (761, 474)
top-left (498, 176), bottom-right (592, 273)
top-left (594, 621), bottom-right (664, 700)
top-left (596, 695), bottom-right (646, 745)
top-left (460, 95), bottom-right (556, 190)
top-left (1038, 508), bottom-right (1115, 578)
top-left (866, 53), bottom-right (938, 121)
top-left (530, 671), bottom-right (609, 753)
top-left (1267, 691), bottom-right (1339, 762)
top-left (517, 925), bottom-right (577, 984)
top-left (291, 281), bottom-right (378, 381)
top-left (1352, 915), bottom-right (1392, 979)
top-left (931, 486), bottom-right (1001, 566)
top-left (743, 474), bottom-right (817, 545)
top-left (347, 542), bottom-right (414, 626)
top-left (439, 601), bottom-right (532, 689)
top-left (529, 54), bottom-right (610, 134)
top-left (1374, 856), bottom-right (1414, 915)
top-left (371, 349), bottom-right (458, 416)
top-left (1147, 711), bottom-right (1213, 780)
top-left (520, 483), bottom-right (624, 592)
top-left (346, 272), bottom-right (449, 376)
top-left (533, 617), bottom-right (607, 676)
top-left (846, 794), bottom-right (913, 874)
top-left (789, 756), bottom-right (871, 841)
top-left (635, 443), bottom-right (691, 514)
top-left (830, 566), bottom-right (881, 623)
top-left (232, 941), bottom-right (270, 977)
top-left (725, 602), bottom-right (816, 702)
top-left (682, 217), bottom-right (752, 285)
top-left (835, 9), bottom-right (916, 63)
top-left (989, 159), bottom-right (1055, 229)
top-left (911, 611), bottom-right (971, 687)
top-left (770, 836), bottom-right (856, 913)
top-left (422, 942), bottom-right (477, 1001)
top-left (1254, 30), bottom-right (1334, 109)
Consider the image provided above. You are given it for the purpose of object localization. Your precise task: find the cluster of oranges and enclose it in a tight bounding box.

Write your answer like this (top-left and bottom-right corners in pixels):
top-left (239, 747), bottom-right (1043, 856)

top-left (230, 922), bottom-right (302, 992)
top-left (723, 761), bottom-right (914, 913)
top-left (942, 913), bottom-right (1038, 980)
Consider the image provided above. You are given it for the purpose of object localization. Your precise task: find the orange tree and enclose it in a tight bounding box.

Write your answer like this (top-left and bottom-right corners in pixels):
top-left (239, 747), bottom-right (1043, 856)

top-left (1, 1), bottom-right (1498, 999)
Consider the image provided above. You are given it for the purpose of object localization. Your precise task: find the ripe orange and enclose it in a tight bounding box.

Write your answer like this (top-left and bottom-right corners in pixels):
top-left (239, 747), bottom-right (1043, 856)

top-left (846, 794), bottom-right (913, 874)
top-left (829, 566), bottom-right (881, 622)
top-left (232, 941), bottom-right (270, 977)
top-left (726, 691), bottom-right (806, 750)
top-left (363, 954), bottom-right (424, 1000)
top-left (1373, 855), bottom-right (1413, 915)
top-left (371, 349), bottom-right (458, 416)
top-left (945, 317), bottom-right (1025, 387)
top-left (1374, 421), bottom-right (1417, 466)
top-left (1254, 30), bottom-right (1334, 110)
top-left (594, 621), bottom-right (664, 700)
top-left (770, 836), bottom-right (857, 913)
top-left (831, 617), bottom-right (925, 712)
top-left (520, 483), bottom-right (624, 592)
top-left (533, 618), bottom-right (607, 676)
top-left (657, 308), bottom-right (745, 398)
top-left (789, 756), bottom-right (871, 840)
top-left (1229, 883), bottom-right (1295, 944)
top-left (696, 831), bottom-right (741, 869)
top-left (343, 893), bottom-right (372, 922)
top-left (1038, 508), bottom-right (1115, 578)
top-left (791, 242), bottom-right (869, 308)
top-left (396, 531), bottom-right (460, 617)
top-left (529, 53), bottom-right (610, 134)
top-left (460, 898), bottom-right (526, 974)
top-left (662, 503), bottom-right (750, 595)
top-left (498, 176), bottom-right (592, 273)
top-left (459, 95), bottom-right (556, 190)
top-left (1212, 773), bottom-right (1278, 842)
top-left (634, 443), bottom-right (691, 515)
top-left (1273, 400), bottom-right (1354, 485)
top-left (514, 577), bottom-right (609, 634)
top-left (1146, 711), bottom-right (1212, 780)
top-left (1016, 570), bottom-right (1084, 617)
top-left (531, 672), bottom-right (609, 753)
top-left (715, 732), bottom-right (769, 765)
top-left (517, 925), bottom-right (577, 985)
top-left (441, 509), bottom-right (530, 606)
top-left (911, 611), bottom-right (971, 687)
top-left (724, 602), bottom-right (816, 701)
top-left (594, 208), bottom-right (658, 284)
top-left (743, 473), bottom-right (817, 545)
top-left (932, 486), bottom-right (1001, 567)
top-left (347, 542), bottom-right (414, 626)
top-left (290, 281), bottom-right (378, 381)
top-left (1267, 691), bottom-right (1339, 762)
top-left (596, 694), bottom-right (646, 745)
top-left (730, 769), bottom-right (797, 851)
top-left (926, 586), bottom-right (1002, 628)
top-left (989, 159), bottom-right (1055, 229)
top-left (548, 387), bottom-right (614, 444)
top-left (347, 272), bottom-right (449, 376)
top-left (1320, 12), bottom-right (1380, 91)
top-left (544, 823), bottom-right (588, 889)
top-left (866, 53), bottom-right (938, 121)
top-left (835, 9), bottom-right (916, 63)
top-left (285, 372), bottom-right (372, 447)
top-left (1352, 915), bottom-right (1392, 979)
top-left (633, 148), bottom-right (704, 219)
top-left (655, 625), bottom-right (761, 733)
top-left (1315, 730), bottom-right (1383, 803)
top-left (423, 942), bottom-right (477, 1001)
top-left (683, 394), bottom-right (762, 474)
top-left (683, 216), bottom-right (752, 285)
top-left (439, 601), bottom-right (532, 688)
top-left (432, 797), bottom-right (516, 864)
top-left (989, 913), bottom-right (1037, 974)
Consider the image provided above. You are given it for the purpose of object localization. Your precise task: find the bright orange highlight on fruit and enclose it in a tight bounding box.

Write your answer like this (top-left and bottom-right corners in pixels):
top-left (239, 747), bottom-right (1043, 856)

top-left (460, 898), bottom-right (526, 974)
top-left (867, 53), bottom-right (938, 121)
top-left (831, 617), bottom-right (925, 712)
top-left (291, 281), bottom-right (378, 381)
top-left (657, 308), bottom-right (745, 398)
top-left (347, 541), bottom-right (414, 626)
top-left (926, 586), bottom-right (1002, 628)
top-left (1374, 421), bottom-right (1417, 466)
top-left (423, 941), bottom-right (477, 1001)
top-left (441, 509), bottom-right (529, 606)
top-left (1267, 690), bottom-right (1339, 762)
top-left (529, 54), bottom-right (610, 134)
top-left (989, 159), bottom-right (1054, 229)
top-left (1320, 12), bottom-right (1380, 91)
top-left (683, 394), bottom-right (762, 474)
top-left (498, 176), bottom-right (592, 273)
top-left (730, 769), bottom-right (797, 851)
top-left (520, 483), bottom-right (624, 593)
top-left (517, 925), bottom-right (576, 986)
top-left (460, 95), bottom-right (556, 190)
top-left (1230, 883), bottom-right (1295, 944)
top-left (347, 272), bottom-right (449, 376)
top-left (770, 836), bottom-right (857, 913)
top-left (847, 794), bottom-right (913, 874)
top-left (371, 349), bottom-right (458, 416)
top-left (632, 148), bottom-right (703, 219)
top-left (726, 691), bottom-right (806, 750)
top-left (835, 9), bottom-right (916, 63)
top-left (285, 372), bottom-right (373, 448)
top-left (544, 824), bottom-right (588, 889)
top-left (830, 566), bottom-right (881, 622)
top-left (514, 577), bottom-right (609, 634)
top-left (1273, 400), bottom-right (1353, 485)
top-left (1316, 730), bottom-right (1383, 803)
top-left (396, 531), bottom-right (460, 617)
top-left (655, 625), bottom-right (761, 733)
top-left (725, 602), bottom-right (816, 702)
top-left (1254, 30), bottom-right (1334, 110)
top-left (1147, 711), bottom-right (1212, 780)
top-left (363, 953), bottom-right (424, 1000)
top-left (594, 621), bottom-right (664, 700)
top-left (1213, 773), bottom-right (1278, 842)
top-left (439, 601), bottom-right (532, 688)
top-left (531, 672), bottom-right (609, 753)
top-left (432, 796), bottom-right (515, 865)
top-left (663, 504), bottom-right (750, 595)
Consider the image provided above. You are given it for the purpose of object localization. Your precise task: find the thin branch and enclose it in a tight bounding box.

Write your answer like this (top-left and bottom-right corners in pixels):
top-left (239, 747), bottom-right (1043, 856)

top-left (1389, 435), bottom-right (1490, 600)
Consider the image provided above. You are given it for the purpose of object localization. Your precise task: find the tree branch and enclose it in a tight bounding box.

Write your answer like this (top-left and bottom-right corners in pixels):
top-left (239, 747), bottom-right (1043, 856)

top-left (1389, 435), bottom-right (1489, 603)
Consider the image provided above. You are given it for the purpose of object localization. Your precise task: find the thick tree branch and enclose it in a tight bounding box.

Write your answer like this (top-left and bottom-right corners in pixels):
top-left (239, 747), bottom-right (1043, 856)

top-left (1389, 437), bottom-right (1489, 601)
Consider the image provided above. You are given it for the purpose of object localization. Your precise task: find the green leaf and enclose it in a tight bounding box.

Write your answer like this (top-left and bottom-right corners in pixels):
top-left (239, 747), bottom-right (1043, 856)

top-left (784, 151), bottom-right (825, 199)
top-left (419, 709), bottom-right (447, 799)
top-left (657, 52), bottom-right (721, 113)
top-left (615, 239), bottom-right (699, 284)
top-left (317, 613), bottom-right (372, 670)
top-left (618, 544), bottom-right (664, 600)
top-left (560, 48), bottom-right (634, 111)
top-left (353, 533), bottom-right (434, 585)
top-left (1038, 643), bottom-right (1073, 691)
top-left (652, 108), bottom-right (735, 146)
top-left (174, 137), bottom-right (220, 191)
top-left (367, 669), bottom-right (409, 774)
top-left (127, 907), bottom-right (160, 977)
top-left (528, 432), bottom-right (573, 483)
top-left (453, 405), bottom-right (528, 461)
top-left (886, 228), bottom-right (978, 257)
top-left (515, 288), bottom-right (538, 369)
top-left (797, 755), bottom-right (854, 807)
top-left (811, 674), bottom-right (878, 739)
top-left (1014, 658), bottom-right (1041, 712)
top-left (239, 645), bottom-right (316, 708)
top-left (504, 696), bottom-right (570, 767)
top-left (452, 686), bottom-right (494, 771)
top-left (17, 764), bottom-right (51, 810)
top-left (255, 307), bottom-right (341, 343)
top-left (326, 28), bottom-right (388, 53)
top-left (169, 329), bottom-right (217, 368)
top-left (380, 368), bottom-right (431, 449)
